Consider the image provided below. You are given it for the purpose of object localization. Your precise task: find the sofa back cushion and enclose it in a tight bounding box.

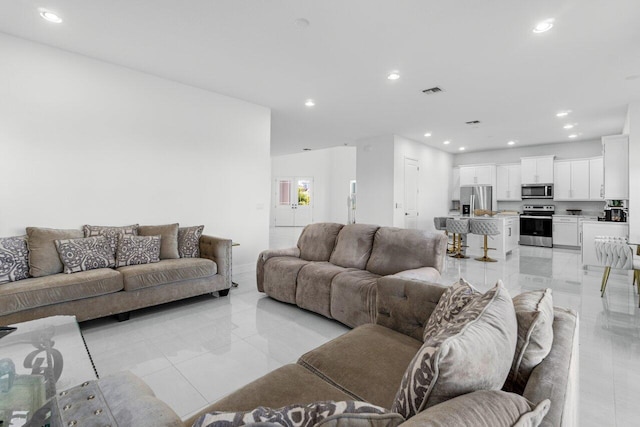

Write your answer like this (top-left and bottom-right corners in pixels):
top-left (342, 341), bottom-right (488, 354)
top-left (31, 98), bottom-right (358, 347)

top-left (329, 224), bottom-right (379, 269)
top-left (27, 227), bottom-right (84, 277)
top-left (297, 223), bottom-right (344, 262)
top-left (366, 228), bottom-right (447, 276)
top-left (139, 223), bottom-right (180, 259)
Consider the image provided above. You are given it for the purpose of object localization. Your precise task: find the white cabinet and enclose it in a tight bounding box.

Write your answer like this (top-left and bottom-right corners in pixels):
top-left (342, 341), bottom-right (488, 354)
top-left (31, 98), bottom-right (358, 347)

top-left (602, 135), bottom-right (629, 200)
top-left (581, 221), bottom-right (629, 267)
top-left (452, 167), bottom-right (460, 200)
top-left (553, 159), bottom-right (589, 200)
top-left (521, 156), bottom-right (554, 184)
top-left (459, 165), bottom-right (494, 186)
top-left (553, 216), bottom-right (579, 247)
top-left (505, 216), bottom-right (520, 252)
top-left (589, 157), bottom-right (604, 200)
top-left (496, 164), bottom-right (521, 201)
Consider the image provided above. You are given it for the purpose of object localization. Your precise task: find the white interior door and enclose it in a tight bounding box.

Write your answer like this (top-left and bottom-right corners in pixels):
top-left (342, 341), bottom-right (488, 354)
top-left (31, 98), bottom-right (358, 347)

top-left (404, 158), bottom-right (419, 229)
top-left (274, 176), bottom-right (313, 227)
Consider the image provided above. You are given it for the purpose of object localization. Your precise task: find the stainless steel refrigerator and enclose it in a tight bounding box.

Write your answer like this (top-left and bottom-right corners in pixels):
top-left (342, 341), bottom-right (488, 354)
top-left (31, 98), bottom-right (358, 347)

top-left (460, 185), bottom-right (493, 216)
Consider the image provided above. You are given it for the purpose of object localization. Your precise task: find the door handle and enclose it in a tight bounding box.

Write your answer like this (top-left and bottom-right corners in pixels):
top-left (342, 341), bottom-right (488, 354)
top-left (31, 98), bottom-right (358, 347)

top-left (405, 212), bottom-right (409, 216)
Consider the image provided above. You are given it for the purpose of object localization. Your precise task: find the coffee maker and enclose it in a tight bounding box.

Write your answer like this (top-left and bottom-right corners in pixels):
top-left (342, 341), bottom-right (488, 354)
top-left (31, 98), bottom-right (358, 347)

top-left (604, 200), bottom-right (628, 222)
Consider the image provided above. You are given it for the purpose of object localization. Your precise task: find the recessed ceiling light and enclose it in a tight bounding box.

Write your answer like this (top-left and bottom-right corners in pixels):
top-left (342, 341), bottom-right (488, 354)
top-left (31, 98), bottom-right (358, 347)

top-left (304, 99), bottom-right (315, 107)
top-left (533, 19), bottom-right (554, 33)
top-left (424, 132), bottom-right (432, 137)
top-left (556, 110), bottom-right (571, 117)
top-left (507, 141), bottom-right (516, 146)
top-left (459, 147), bottom-right (465, 151)
top-left (443, 140), bottom-right (451, 145)
top-left (568, 134), bottom-right (578, 138)
top-left (40, 10), bottom-right (63, 23)
top-left (387, 72), bottom-right (400, 81)
top-left (563, 124), bottom-right (575, 129)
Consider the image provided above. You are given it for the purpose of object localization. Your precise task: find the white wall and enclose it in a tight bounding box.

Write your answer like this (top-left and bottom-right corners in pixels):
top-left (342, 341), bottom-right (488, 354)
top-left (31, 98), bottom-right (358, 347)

top-left (355, 136), bottom-right (395, 226)
top-left (270, 146), bottom-right (356, 225)
top-left (0, 34), bottom-right (271, 273)
top-left (453, 139), bottom-right (602, 166)
top-left (626, 102), bottom-right (640, 243)
top-left (393, 136), bottom-right (454, 230)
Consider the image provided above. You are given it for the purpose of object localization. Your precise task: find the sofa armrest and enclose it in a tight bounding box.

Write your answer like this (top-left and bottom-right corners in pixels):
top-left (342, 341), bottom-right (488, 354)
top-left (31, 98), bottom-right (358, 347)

top-left (522, 308), bottom-right (579, 427)
top-left (393, 267), bottom-right (441, 283)
top-left (376, 276), bottom-right (447, 342)
top-left (256, 247), bottom-right (300, 292)
top-left (199, 235), bottom-right (232, 289)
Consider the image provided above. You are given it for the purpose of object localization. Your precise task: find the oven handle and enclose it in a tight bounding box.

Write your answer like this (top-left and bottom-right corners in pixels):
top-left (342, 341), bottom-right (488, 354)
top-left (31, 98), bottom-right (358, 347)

top-left (520, 215), bottom-right (553, 219)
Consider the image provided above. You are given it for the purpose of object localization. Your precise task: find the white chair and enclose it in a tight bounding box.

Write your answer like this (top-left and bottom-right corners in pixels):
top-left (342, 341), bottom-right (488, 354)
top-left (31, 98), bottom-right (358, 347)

top-left (595, 236), bottom-right (640, 306)
top-left (470, 219), bottom-right (501, 263)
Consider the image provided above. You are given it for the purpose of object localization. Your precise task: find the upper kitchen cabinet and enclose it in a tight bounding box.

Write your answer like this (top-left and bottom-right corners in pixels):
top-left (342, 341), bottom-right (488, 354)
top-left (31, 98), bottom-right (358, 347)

top-left (553, 159), bottom-right (589, 200)
top-left (459, 164), bottom-right (495, 186)
top-left (496, 164), bottom-right (521, 201)
top-left (521, 156), bottom-right (554, 184)
top-left (602, 135), bottom-right (629, 200)
top-left (589, 157), bottom-right (604, 200)
top-left (452, 167), bottom-right (460, 200)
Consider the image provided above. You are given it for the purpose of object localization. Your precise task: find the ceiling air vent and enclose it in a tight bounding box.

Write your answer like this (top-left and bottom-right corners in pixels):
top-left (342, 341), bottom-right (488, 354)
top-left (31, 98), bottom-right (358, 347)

top-left (422, 87), bottom-right (443, 94)
top-left (465, 120), bottom-right (481, 125)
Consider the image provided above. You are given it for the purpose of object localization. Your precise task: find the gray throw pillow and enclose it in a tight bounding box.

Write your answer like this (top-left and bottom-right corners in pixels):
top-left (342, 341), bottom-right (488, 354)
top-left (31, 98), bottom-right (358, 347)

top-left (83, 224), bottom-right (139, 257)
top-left (391, 281), bottom-right (517, 420)
top-left (55, 236), bottom-right (115, 274)
top-left (26, 227), bottom-right (84, 277)
top-left (423, 278), bottom-right (479, 341)
top-left (115, 235), bottom-right (161, 267)
top-left (178, 225), bottom-right (204, 258)
top-left (193, 401), bottom-right (404, 427)
top-left (505, 289), bottom-right (554, 394)
top-left (139, 223), bottom-right (180, 259)
top-left (0, 235), bottom-right (30, 284)
top-left (412, 390), bottom-right (550, 427)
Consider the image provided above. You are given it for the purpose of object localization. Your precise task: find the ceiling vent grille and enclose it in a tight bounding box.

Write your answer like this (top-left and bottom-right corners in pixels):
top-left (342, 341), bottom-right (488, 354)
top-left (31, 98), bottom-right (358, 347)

top-left (465, 120), bottom-right (481, 125)
top-left (422, 87), bottom-right (443, 94)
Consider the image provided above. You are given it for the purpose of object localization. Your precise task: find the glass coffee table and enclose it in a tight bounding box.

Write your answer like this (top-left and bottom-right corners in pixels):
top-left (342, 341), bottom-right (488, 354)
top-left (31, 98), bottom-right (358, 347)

top-left (0, 315), bottom-right (98, 426)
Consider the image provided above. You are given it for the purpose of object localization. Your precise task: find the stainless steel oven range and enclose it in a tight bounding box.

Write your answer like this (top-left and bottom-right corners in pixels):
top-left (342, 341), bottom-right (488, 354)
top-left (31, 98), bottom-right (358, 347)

top-left (520, 205), bottom-right (555, 247)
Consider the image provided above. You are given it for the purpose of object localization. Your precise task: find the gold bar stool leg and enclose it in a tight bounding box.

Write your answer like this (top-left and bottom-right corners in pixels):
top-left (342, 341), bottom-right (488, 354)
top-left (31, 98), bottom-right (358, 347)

top-left (600, 266), bottom-right (611, 297)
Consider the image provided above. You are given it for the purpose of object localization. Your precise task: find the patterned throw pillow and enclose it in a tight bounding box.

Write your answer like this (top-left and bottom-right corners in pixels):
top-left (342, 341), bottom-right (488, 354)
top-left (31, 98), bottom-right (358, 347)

top-left (193, 401), bottom-right (404, 427)
top-left (0, 236), bottom-right (30, 284)
top-left (391, 281), bottom-right (517, 420)
top-left (83, 224), bottom-right (139, 256)
top-left (178, 225), bottom-right (204, 258)
top-left (423, 278), bottom-right (479, 341)
top-left (115, 235), bottom-right (161, 267)
top-left (54, 236), bottom-right (115, 274)
top-left (505, 288), bottom-right (554, 394)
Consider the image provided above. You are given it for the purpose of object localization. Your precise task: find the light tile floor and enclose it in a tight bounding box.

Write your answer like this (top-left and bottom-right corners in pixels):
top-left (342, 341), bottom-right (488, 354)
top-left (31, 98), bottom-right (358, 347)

top-left (81, 227), bottom-right (640, 425)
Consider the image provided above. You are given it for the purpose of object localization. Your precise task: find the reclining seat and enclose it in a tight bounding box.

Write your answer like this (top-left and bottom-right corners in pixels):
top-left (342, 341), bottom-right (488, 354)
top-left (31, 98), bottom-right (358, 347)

top-left (257, 223), bottom-right (343, 305)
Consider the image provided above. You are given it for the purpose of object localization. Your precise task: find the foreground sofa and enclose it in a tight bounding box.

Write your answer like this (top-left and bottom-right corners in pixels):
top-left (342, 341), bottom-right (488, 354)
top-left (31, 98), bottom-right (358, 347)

top-left (257, 222), bottom-right (447, 327)
top-left (0, 233), bottom-right (232, 325)
top-left (41, 276), bottom-right (578, 427)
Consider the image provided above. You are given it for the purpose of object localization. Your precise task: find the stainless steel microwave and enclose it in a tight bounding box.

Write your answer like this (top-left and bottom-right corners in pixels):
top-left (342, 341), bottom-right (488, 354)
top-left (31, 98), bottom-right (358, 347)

top-left (521, 184), bottom-right (553, 199)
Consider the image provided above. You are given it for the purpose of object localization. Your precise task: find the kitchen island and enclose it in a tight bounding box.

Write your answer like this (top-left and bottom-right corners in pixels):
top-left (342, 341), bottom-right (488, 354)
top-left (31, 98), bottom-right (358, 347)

top-left (463, 214), bottom-right (520, 260)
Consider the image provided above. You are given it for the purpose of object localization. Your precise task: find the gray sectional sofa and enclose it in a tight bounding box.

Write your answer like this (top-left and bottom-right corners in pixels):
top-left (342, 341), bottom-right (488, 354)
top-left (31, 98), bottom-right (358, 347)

top-left (257, 222), bottom-right (448, 327)
top-left (48, 276), bottom-right (578, 427)
top-left (0, 234), bottom-right (232, 325)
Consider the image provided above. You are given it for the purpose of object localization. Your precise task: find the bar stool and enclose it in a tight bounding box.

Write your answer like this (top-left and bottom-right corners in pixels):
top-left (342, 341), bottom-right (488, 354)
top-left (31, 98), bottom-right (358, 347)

top-left (470, 219), bottom-right (500, 262)
top-left (446, 218), bottom-right (470, 259)
top-left (434, 217), bottom-right (454, 254)
top-left (595, 236), bottom-right (640, 306)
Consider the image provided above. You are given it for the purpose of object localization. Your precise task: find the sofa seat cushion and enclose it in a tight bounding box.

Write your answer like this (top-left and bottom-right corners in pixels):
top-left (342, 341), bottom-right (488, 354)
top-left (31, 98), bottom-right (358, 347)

top-left (296, 262), bottom-right (357, 318)
top-left (298, 324), bottom-right (423, 408)
top-left (329, 224), bottom-right (379, 269)
top-left (330, 270), bottom-right (380, 328)
top-left (0, 268), bottom-right (123, 315)
top-left (117, 258), bottom-right (216, 291)
top-left (207, 364), bottom-right (354, 413)
top-left (263, 257), bottom-right (310, 304)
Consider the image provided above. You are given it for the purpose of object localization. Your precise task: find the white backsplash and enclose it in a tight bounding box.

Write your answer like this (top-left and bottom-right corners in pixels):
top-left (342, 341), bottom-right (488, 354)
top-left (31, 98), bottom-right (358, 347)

top-left (497, 200), bottom-right (606, 217)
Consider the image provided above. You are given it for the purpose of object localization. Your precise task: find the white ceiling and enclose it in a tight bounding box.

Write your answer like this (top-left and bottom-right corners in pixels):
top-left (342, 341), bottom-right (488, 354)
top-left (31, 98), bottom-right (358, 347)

top-left (1, 0), bottom-right (639, 155)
